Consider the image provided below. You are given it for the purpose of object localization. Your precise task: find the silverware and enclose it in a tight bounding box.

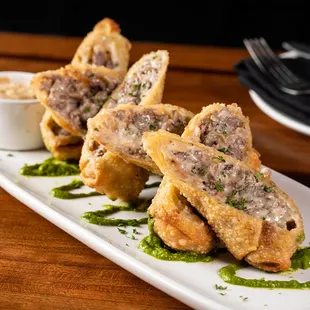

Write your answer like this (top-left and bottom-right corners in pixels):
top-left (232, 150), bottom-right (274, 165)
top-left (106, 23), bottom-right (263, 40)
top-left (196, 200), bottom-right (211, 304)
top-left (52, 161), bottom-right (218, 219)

top-left (243, 37), bottom-right (310, 95)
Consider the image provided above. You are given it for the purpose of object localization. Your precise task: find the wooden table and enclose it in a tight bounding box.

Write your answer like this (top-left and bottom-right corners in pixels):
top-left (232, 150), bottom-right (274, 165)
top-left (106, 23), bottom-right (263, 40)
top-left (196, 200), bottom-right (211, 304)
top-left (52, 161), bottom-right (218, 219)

top-left (0, 32), bottom-right (309, 310)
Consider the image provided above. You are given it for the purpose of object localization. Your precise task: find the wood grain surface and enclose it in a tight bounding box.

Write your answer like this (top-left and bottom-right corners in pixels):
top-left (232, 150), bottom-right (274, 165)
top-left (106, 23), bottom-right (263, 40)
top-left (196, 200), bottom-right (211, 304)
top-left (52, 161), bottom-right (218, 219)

top-left (0, 31), bottom-right (309, 310)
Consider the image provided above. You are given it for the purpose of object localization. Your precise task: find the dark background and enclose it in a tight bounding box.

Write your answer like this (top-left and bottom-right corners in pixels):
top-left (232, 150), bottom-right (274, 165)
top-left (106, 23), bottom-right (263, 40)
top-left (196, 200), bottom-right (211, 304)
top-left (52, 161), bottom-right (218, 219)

top-left (0, 1), bottom-right (309, 49)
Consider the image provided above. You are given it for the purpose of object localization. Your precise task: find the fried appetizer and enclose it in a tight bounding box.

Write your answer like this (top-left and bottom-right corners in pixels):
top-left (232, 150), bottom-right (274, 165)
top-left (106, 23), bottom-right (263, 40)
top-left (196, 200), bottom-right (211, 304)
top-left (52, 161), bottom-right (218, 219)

top-left (88, 104), bottom-right (194, 175)
top-left (102, 50), bottom-right (169, 109)
top-left (40, 110), bottom-right (83, 160)
top-left (79, 131), bottom-right (149, 201)
top-left (71, 18), bottom-right (131, 76)
top-left (79, 50), bottom-right (169, 201)
top-left (31, 64), bottom-right (121, 137)
top-left (148, 177), bottom-right (217, 253)
top-left (149, 103), bottom-right (261, 254)
top-left (182, 103), bottom-right (261, 170)
top-left (143, 130), bottom-right (304, 272)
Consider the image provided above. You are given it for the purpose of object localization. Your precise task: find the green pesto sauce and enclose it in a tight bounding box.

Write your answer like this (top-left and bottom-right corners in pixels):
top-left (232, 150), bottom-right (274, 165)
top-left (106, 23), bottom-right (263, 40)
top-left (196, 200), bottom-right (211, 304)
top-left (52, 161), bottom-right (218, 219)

top-left (20, 157), bottom-right (80, 177)
top-left (218, 247), bottom-right (310, 289)
top-left (138, 217), bottom-right (218, 263)
top-left (50, 179), bottom-right (102, 199)
top-left (81, 199), bottom-right (151, 226)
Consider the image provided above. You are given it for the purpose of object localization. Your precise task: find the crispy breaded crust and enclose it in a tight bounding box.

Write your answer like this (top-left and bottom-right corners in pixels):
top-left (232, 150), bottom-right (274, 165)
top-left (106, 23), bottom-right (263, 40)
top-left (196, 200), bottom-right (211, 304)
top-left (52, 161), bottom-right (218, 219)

top-left (71, 18), bottom-right (131, 77)
top-left (40, 110), bottom-right (83, 160)
top-left (88, 103), bottom-right (194, 175)
top-left (31, 64), bottom-right (121, 137)
top-left (149, 177), bottom-right (217, 253)
top-left (79, 131), bottom-right (149, 201)
top-left (142, 130), bottom-right (304, 272)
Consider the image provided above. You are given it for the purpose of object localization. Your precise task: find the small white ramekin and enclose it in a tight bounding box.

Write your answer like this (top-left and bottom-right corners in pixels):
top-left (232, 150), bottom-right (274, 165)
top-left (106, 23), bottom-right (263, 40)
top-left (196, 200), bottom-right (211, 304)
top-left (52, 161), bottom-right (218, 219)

top-left (0, 71), bottom-right (45, 151)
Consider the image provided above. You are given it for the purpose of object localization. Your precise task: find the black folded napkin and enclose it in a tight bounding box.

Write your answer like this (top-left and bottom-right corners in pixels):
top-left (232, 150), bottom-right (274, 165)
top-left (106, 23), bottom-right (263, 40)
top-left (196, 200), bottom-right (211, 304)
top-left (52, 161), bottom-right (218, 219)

top-left (234, 56), bottom-right (310, 126)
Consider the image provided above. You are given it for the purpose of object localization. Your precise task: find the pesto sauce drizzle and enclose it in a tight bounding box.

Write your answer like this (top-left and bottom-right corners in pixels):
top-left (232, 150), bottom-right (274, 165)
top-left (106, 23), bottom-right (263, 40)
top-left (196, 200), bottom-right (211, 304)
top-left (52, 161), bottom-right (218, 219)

top-left (50, 179), bottom-right (102, 199)
top-left (20, 157), bottom-right (80, 177)
top-left (218, 247), bottom-right (310, 289)
top-left (138, 217), bottom-right (218, 263)
top-left (81, 199), bottom-right (150, 226)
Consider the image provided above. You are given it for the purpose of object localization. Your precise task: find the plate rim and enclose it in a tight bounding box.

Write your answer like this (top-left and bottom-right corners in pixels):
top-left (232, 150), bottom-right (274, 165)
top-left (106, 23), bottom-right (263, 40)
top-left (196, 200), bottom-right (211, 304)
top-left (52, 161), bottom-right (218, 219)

top-left (0, 169), bottom-right (231, 310)
top-left (248, 50), bottom-right (310, 136)
top-left (1, 156), bottom-right (309, 310)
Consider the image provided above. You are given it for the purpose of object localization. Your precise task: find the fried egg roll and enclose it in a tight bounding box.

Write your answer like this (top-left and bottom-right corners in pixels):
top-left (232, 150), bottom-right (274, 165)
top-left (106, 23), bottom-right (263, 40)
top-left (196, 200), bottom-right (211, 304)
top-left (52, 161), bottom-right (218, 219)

top-left (79, 131), bottom-right (149, 201)
top-left (101, 50), bottom-right (169, 109)
top-left (31, 64), bottom-right (121, 137)
top-left (79, 50), bottom-right (170, 201)
top-left (143, 130), bottom-right (304, 272)
top-left (71, 18), bottom-right (131, 76)
top-left (40, 110), bottom-right (83, 160)
top-left (88, 103), bottom-right (194, 175)
top-left (148, 177), bottom-right (217, 253)
top-left (148, 103), bottom-right (261, 254)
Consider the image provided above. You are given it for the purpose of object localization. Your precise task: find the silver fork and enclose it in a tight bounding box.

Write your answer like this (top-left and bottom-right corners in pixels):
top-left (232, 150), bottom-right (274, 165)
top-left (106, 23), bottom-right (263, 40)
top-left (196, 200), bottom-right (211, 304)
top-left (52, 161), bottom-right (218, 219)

top-left (243, 37), bottom-right (310, 95)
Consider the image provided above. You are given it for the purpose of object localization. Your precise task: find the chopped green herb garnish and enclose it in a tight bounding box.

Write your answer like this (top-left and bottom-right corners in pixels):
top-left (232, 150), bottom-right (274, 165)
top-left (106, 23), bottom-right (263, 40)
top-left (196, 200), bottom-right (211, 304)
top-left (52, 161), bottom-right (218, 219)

top-left (263, 186), bottom-right (274, 193)
top-left (221, 172), bottom-right (226, 177)
top-left (255, 172), bottom-right (264, 180)
top-left (222, 130), bottom-right (228, 136)
top-left (220, 293), bottom-right (226, 296)
top-left (95, 99), bottom-right (104, 105)
top-left (215, 284), bottom-right (227, 290)
top-left (131, 235), bottom-right (136, 240)
top-left (240, 296), bottom-right (248, 302)
top-left (261, 216), bottom-right (266, 220)
top-left (132, 83), bottom-right (140, 91)
top-left (117, 228), bottom-right (127, 234)
top-left (213, 156), bottom-right (225, 162)
top-left (218, 148), bottom-right (229, 154)
top-left (227, 199), bottom-right (238, 207)
top-left (126, 243), bottom-right (129, 247)
top-left (226, 195), bottom-right (247, 210)
top-left (84, 106), bottom-right (90, 113)
top-left (153, 56), bottom-right (157, 59)
top-left (216, 181), bottom-right (224, 192)
top-left (88, 203), bottom-right (92, 205)
top-left (94, 128), bottom-right (99, 131)
top-left (7, 153), bottom-right (13, 157)
top-left (149, 124), bottom-right (157, 131)
top-left (142, 83), bottom-right (146, 88)
top-left (133, 228), bottom-right (138, 234)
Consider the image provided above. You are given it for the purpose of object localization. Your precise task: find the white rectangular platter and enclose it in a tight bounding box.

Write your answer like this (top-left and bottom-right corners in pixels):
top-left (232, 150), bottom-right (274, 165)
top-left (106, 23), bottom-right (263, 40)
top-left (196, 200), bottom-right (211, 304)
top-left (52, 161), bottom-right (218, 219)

top-left (0, 149), bottom-right (310, 310)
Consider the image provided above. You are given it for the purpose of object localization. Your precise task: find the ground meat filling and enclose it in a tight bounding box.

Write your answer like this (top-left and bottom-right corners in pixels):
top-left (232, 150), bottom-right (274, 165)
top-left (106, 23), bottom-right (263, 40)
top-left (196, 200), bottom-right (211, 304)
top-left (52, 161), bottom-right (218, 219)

top-left (199, 108), bottom-right (247, 160)
top-left (44, 73), bottom-right (118, 133)
top-left (50, 121), bottom-right (82, 146)
top-left (52, 123), bottom-right (71, 137)
top-left (108, 55), bottom-right (163, 108)
top-left (88, 138), bottom-right (106, 157)
top-left (110, 109), bottom-right (189, 159)
top-left (91, 49), bottom-right (117, 69)
top-left (166, 144), bottom-right (295, 230)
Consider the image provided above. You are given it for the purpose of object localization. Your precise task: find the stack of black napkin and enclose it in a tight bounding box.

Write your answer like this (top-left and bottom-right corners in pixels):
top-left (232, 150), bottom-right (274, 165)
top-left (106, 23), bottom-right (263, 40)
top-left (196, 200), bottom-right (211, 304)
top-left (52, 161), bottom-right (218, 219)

top-left (234, 56), bottom-right (310, 126)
